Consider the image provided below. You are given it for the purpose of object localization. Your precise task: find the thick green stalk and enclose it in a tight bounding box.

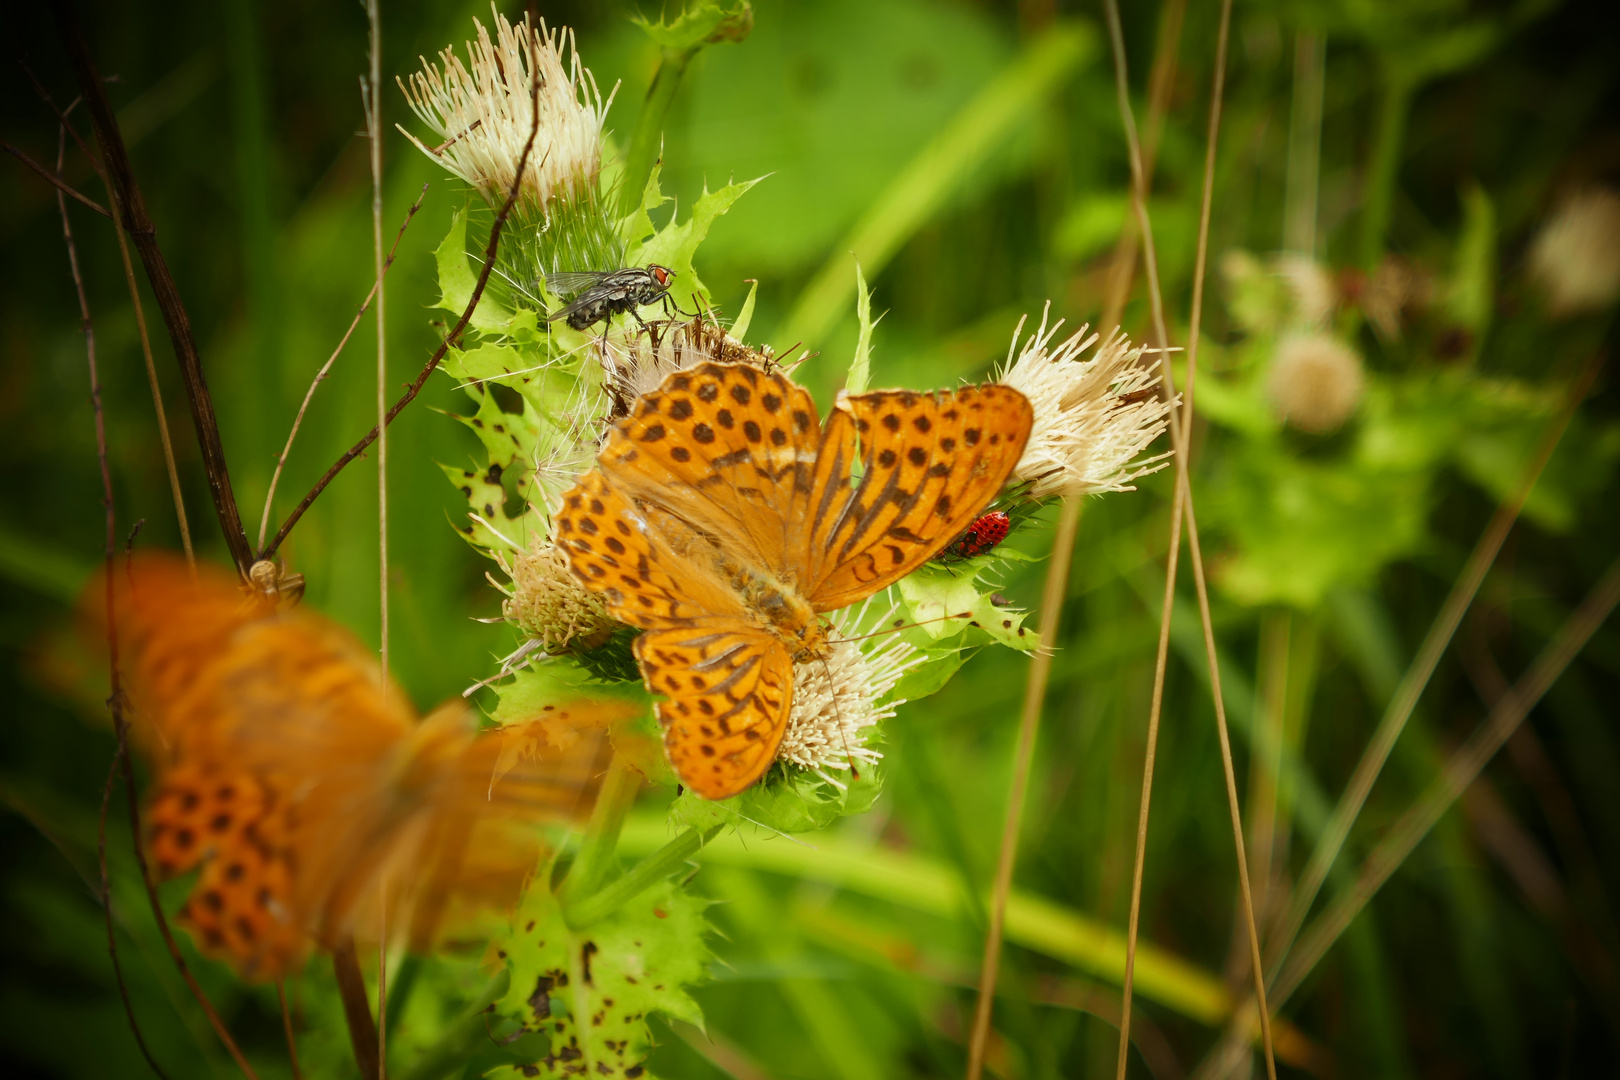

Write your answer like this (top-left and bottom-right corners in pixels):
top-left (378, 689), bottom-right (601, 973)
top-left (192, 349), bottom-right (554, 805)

top-left (564, 824), bottom-right (722, 929)
top-left (1358, 69), bottom-right (1414, 269)
top-left (559, 753), bottom-right (643, 906)
top-left (619, 47), bottom-right (696, 217)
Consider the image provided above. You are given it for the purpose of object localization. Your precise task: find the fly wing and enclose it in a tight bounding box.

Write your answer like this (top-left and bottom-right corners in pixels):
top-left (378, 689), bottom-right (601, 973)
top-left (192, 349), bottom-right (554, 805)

top-left (543, 271), bottom-right (607, 297)
top-left (545, 291), bottom-right (599, 325)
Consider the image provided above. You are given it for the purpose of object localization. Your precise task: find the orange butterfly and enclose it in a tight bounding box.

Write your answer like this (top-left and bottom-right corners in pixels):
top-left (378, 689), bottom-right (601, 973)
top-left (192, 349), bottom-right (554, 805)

top-left (555, 361), bottom-right (1033, 799)
top-left (98, 555), bottom-right (635, 980)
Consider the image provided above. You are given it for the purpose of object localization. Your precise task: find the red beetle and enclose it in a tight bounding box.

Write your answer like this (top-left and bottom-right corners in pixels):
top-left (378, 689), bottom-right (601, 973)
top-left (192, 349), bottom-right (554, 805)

top-left (940, 510), bottom-right (1011, 561)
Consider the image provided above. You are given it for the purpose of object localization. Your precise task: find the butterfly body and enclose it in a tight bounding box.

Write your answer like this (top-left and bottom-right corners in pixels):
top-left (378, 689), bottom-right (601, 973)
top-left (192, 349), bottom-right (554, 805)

top-left (557, 361), bottom-right (1033, 799)
top-left (544, 265), bottom-right (675, 331)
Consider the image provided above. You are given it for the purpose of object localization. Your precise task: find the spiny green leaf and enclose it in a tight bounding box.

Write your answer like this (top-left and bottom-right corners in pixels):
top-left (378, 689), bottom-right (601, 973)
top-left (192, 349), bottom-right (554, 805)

top-left (633, 1), bottom-right (753, 52)
top-left (847, 262), bottom-right (873, 394)
top-left (668, 762), bottom-right (885, 836)
top-left (897, 563), bottom-right (1038, 651)
top-left (491, 866), bottom-right (711, 1078)
top-left (627, 177), bottom-right (762, 315)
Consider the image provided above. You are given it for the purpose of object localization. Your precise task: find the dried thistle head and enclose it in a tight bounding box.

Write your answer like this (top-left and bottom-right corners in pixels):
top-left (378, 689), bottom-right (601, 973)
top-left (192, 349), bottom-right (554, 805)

top-left (498, 539), bottom-right (619, 653)
top-left (1530, 188), bottom-right (1620, 317)
top-left (597, 316), bottom-right (789, 418)
top-left (777, 604), bottom-right (922, 787)
top-left (397, 5), bottom-right (614, 213)
top-left (1266, 333), bottom-right (1365, 434)
top-left (997, 310), bottom-right (1175, 499)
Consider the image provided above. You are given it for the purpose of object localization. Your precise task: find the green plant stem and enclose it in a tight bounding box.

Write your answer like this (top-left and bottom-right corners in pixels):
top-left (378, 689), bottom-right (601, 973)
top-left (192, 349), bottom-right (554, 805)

top-left (1358, 70), bottom-right (1413, 269)
top-left (619, 47), bottom-right (697, 217)
top-left (560, 753), bottom-right (643, 906)
top-left (565, 824), bottom-right (722, 929)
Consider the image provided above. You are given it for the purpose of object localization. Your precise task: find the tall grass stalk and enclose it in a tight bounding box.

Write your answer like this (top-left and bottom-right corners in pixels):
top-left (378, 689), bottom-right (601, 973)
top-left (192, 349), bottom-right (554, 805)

top-left (1266, 360), bottom-right (1599, 983)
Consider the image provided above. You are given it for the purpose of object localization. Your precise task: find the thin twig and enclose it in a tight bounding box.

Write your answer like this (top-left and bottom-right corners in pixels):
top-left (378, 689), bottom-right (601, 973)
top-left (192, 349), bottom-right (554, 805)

top-left (61, 126), bottom-right (171, 1080)
top-left (256, 185), bottom-right (425, 552)
top-left (365, 0), bottom-right (389, 697)
top-left (1270, 553), bottom-right (1620, 1007)
top-left (334, 938), bottom-right (381, 1080)
top-left (84, 139), bottom-right (196, 569)
top-left (1165, 3), bottom-right (1277, 1077)
top-left (277, 982), bottom-right (303, 1080)
top-left (263, 19), bottom-right (548, 561)
top-left (1264, 354), bottom-right (1603, 982)
top-left (1098, 0), bottom-right (1186, 323)
top-left (1103, 1), bottom-right (1274, 1077)
top-left (51, 0), bottom-right (256, 573)
top-left (4, 137), bottom-right (110, 215)
top-left (961, 10), bottom-right (1191, 1074)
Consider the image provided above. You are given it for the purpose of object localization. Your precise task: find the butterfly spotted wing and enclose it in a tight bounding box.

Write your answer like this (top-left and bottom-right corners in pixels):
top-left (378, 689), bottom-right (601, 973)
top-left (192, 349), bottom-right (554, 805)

top-left (98, 555), bottom-right (629, 978)
top-left (801, 385), bottom-right (1032, 610)
top-left (558, 362), bottom-right (1033, 799)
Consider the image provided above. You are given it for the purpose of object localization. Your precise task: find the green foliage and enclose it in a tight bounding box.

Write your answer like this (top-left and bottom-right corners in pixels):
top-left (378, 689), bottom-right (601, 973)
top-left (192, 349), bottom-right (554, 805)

top-left (7, 1), bottom-right (1620, 1078)
top-left (491, 865), bottom-right (711, 1078)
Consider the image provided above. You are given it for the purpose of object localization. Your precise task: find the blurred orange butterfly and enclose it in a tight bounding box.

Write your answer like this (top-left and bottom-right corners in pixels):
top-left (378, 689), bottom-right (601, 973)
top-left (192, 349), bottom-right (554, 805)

top-left (556, 361), bottom-right (1032, 800)
top-left (99, 555), bottom-right (636, 980)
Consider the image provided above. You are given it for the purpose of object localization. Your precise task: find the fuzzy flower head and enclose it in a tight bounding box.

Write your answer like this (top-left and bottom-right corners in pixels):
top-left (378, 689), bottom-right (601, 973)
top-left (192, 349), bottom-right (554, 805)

top-left (1267, 332), bottom-right (1365, 434)
top-left (777, 603), bottom-right (923, 788)
top-left (997, 310), bottom-right (1175, 499)
top-left (498, 539), bottom-right (618, 653)
top-left (596, 316), bottom-right (791, 419)
top-left (1530, 188), bottom-right (1620, 317)
top-left (398, 5), bottom-right (614, 211)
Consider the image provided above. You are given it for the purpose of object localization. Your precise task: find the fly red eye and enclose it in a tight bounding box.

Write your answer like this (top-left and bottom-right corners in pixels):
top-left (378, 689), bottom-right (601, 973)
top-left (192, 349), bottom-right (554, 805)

top-left (652, 266), bottom-right (671, 285)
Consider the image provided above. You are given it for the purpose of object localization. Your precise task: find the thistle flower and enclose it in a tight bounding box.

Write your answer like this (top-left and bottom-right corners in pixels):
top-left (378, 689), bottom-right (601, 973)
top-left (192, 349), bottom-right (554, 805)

top-left (778, 603), bottom-right (923, 787)
top-left (1267, 333), bottom-right (1364, 434)
top-left (1529, 188), bottom-right (1620, 317)
top-left (1274, 253), bottom-right (1337, 327)
top-left (997, 311), bottom-right (1175, 499)
top-left (596, 316), bottom-right (787, 418)
top-left (497, 539), bottom-right (618, 653)
top-left (397, 5), bottom-right (614, 212)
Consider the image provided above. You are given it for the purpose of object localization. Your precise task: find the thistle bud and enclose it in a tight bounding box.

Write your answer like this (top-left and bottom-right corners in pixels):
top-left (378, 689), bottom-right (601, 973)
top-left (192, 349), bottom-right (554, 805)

top-left (1266, 333), bottom-right (1365, 434)
top-left (1529, 188), bottom-right (1620, 317)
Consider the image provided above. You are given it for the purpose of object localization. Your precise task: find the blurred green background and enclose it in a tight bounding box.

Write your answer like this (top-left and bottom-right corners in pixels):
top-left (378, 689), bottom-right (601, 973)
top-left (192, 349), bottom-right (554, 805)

top-left (3, 0), bottom-right (1619, 1076)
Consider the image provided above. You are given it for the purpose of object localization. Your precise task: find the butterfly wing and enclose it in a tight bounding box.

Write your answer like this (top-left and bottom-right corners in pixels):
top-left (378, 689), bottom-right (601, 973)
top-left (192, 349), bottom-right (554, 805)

top-left (594, 361), bottom-right (822, 580)
top-left (554, 469), bottom-right (748, 628)
top-left (803, 385), bottom-right (1033, 611)
top-left (634, 623), bottom-right (794, 799)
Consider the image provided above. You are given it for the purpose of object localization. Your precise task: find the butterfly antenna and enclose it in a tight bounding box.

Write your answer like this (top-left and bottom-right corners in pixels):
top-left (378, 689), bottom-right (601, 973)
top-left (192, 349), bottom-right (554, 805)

top-left (825, 610), bottom-right (975, 645)
top-left (819, 652), bottom-right (860, 783)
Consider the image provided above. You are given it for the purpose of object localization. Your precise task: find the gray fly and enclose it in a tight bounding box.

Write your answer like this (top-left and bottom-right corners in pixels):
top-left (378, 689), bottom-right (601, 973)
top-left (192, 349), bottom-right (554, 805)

top-left (544, 265), bottom-right (680, 332)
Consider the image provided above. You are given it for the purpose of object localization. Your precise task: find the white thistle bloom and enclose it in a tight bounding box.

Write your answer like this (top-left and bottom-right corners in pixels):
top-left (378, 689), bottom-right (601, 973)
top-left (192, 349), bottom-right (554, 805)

top-left (1267, 333), bottom-right (1365, 434)
top-left (397, 5), bottom-right (614, 209)
top-left (997, 310), bottom-right (1175, 499)
top-left (778, 602), bottom-right (923, 787)
top-left (596, 317), bottom-right (788, 417)
top-left (1529, 188), bottom-right (1620, 317)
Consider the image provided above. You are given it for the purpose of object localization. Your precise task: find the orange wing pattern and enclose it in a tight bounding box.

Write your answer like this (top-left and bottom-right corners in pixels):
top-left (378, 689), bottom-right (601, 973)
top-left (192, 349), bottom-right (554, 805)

top-left (803, 385), bottom-right (1033, 610)
top-left (97, 554), bottom-right (624, 979)
top-left (554, 469), bottom-right (746, 629)
top-left (633, 624), bottom-right (794, 799)
top-left (555, 362), bottom-right (1033, 801)
top-left (597, 361), bottom-right (822, 579)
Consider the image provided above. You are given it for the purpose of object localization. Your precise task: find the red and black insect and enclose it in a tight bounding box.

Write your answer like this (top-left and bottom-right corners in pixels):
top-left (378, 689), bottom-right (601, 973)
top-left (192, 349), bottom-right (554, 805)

top-left (940, 510), bottom-right (1012, 562)
top-left (544, 265), bottom-right (679, 332)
